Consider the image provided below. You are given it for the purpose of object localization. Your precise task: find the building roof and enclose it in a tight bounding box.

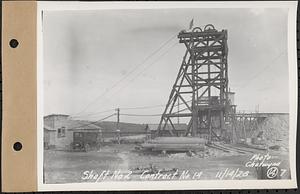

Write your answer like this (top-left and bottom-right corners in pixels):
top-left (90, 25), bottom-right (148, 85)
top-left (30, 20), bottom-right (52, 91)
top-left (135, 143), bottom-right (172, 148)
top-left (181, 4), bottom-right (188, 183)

top-left (44, 114), bottom-right (70, 118)
top-left (44, 117), bottom-right (102, 131)
top-left (44, 124), bottom-right (55, 131)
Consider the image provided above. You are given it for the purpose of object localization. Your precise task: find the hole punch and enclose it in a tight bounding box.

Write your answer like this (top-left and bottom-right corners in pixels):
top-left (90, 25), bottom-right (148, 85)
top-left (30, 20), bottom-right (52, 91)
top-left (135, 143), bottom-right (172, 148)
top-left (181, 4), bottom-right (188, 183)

top-left (13, 142), bottom-right (22, 151)
top-left (9, 39), bottom-right (19, 48)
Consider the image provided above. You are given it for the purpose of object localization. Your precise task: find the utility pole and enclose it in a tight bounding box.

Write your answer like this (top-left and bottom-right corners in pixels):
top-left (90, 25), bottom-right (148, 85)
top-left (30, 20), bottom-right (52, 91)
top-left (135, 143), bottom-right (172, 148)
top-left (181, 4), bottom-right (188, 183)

top-left (116, 108), bottom-right (120, 129)
top-left (116, 108), bottom-right (120, 144)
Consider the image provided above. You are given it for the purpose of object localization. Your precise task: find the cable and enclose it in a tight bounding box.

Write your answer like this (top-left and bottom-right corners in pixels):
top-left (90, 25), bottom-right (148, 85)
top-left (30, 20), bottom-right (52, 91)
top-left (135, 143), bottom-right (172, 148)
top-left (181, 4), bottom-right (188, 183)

top-left (70, 108), bottom-right (116, 118)
top-left (74, 41), bottom-right (179, 116)
top-left (120, 104), bottom-right (166, 110)
top-left (72, 96), bottom-right (192, 119)
top-left (103, 41), bottom-right (178, 104)
top-left (105, 42), bottom-right (178, 100)
top-left (71, 33), bottom-right (177, 117)
top-left (106, 34), bottom-right (177, 90)
top-left (119, 98), bottom-right (191, 110)
top-left (72, 113), bottom-right (116, 129)
top-left (120, 113), bottom-right (162, 117)
top-left (71, 99), bottom-right (190, 119)
top-left (70, 41), bottom-right (190, 119)
top-left (128, 42), bottom-right (178, 83)
top-left (236, 51), bottom-right (287, 89)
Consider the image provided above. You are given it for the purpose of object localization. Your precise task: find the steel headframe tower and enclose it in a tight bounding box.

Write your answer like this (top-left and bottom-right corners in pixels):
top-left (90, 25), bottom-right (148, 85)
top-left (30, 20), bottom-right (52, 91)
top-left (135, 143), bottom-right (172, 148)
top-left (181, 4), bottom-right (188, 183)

top-left (157, 24), bottom-right (230, 141)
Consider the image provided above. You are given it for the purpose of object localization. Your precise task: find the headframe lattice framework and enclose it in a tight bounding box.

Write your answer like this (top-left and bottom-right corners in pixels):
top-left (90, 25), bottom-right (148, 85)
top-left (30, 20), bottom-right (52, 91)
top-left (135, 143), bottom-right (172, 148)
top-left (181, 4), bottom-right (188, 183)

top-left (157, 24), bottom-right (230, 140)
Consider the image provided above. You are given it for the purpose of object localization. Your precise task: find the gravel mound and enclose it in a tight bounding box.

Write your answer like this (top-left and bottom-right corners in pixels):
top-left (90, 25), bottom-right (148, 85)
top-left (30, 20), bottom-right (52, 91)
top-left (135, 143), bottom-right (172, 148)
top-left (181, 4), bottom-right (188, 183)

top-left (254, 114), bottom-right (289, 151)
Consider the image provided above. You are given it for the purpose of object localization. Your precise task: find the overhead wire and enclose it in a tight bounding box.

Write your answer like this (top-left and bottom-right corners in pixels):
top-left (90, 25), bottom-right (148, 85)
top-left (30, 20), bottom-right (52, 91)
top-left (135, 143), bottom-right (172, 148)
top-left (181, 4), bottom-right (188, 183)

top-left (234, 51), bottom-right (287, 89)
top-left (73, 96), bottom-right (192, 119)
top-left (120, 113), bottom-right (162, 117)
top-left (68, 24), bottom-right (283, 121)
top-left (70, 27), bottom-right (218, 119)
top-left (70, 108), bottom-right (116, 118)
top-left (72, 113), bottom-right (116, 129)
top-left (105, 42), bottom-right (178, 100)
top-left (128, 42), bottom-right (178, 83)
top-left (73, 40), bottom-right (179, 118)
top-left (120, 104), bottom-right (167, 110)
top-left (71, 33), bottom-right (178, 117)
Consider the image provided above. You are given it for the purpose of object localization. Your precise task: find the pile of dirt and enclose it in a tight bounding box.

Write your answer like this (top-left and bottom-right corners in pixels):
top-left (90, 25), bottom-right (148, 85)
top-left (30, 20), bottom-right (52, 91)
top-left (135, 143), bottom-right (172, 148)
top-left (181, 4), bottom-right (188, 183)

top-left (254, 114), bottom-right (289, 151)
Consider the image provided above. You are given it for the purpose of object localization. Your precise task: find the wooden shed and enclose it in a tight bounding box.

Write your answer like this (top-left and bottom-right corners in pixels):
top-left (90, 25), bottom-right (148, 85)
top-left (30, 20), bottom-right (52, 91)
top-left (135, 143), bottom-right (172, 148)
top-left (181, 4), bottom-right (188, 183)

top-left (44, 114), bottom-right (102, 150)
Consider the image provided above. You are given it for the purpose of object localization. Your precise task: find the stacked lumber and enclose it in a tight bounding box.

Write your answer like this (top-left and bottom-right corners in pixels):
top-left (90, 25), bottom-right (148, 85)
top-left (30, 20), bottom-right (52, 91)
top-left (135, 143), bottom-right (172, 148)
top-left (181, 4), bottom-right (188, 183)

top-left (140, 137), bottom-right (206, 152)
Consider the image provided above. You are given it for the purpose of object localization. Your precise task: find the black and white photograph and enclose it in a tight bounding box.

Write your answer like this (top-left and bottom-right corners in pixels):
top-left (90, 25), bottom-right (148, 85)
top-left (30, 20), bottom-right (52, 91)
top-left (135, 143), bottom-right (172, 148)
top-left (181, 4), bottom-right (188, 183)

top-left (37, 1), bottom-right (297, 190)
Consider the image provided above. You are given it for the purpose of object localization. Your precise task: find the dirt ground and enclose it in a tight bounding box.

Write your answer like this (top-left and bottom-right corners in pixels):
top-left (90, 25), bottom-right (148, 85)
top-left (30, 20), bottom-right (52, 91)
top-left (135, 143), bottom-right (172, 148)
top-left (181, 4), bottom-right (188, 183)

top-left (44, 144), bottom-right (290, 184)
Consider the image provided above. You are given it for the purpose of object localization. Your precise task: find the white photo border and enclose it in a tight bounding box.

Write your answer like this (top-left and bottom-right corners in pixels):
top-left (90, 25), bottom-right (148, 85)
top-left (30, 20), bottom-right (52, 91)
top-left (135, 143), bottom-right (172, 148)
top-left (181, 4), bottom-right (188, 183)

top-left (37, 1), bottom-right (298, 191)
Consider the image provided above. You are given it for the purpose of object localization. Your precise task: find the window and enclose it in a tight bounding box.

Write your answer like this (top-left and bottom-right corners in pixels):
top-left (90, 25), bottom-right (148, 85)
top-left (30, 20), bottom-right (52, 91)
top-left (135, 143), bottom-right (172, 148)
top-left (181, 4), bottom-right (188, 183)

top-left (57, 127), bottom-right (66, 138)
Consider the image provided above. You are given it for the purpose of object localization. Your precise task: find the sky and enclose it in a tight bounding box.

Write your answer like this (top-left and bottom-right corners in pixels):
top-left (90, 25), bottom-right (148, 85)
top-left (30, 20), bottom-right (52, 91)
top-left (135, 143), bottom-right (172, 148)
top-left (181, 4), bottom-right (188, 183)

top-left (43, 7), bottom-right (289, 124)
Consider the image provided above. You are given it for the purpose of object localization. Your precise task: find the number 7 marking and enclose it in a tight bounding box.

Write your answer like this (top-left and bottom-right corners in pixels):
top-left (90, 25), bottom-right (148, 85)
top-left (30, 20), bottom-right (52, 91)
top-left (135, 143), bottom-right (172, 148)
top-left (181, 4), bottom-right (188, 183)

top-left (280, 169), bottom-right (287, 177)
